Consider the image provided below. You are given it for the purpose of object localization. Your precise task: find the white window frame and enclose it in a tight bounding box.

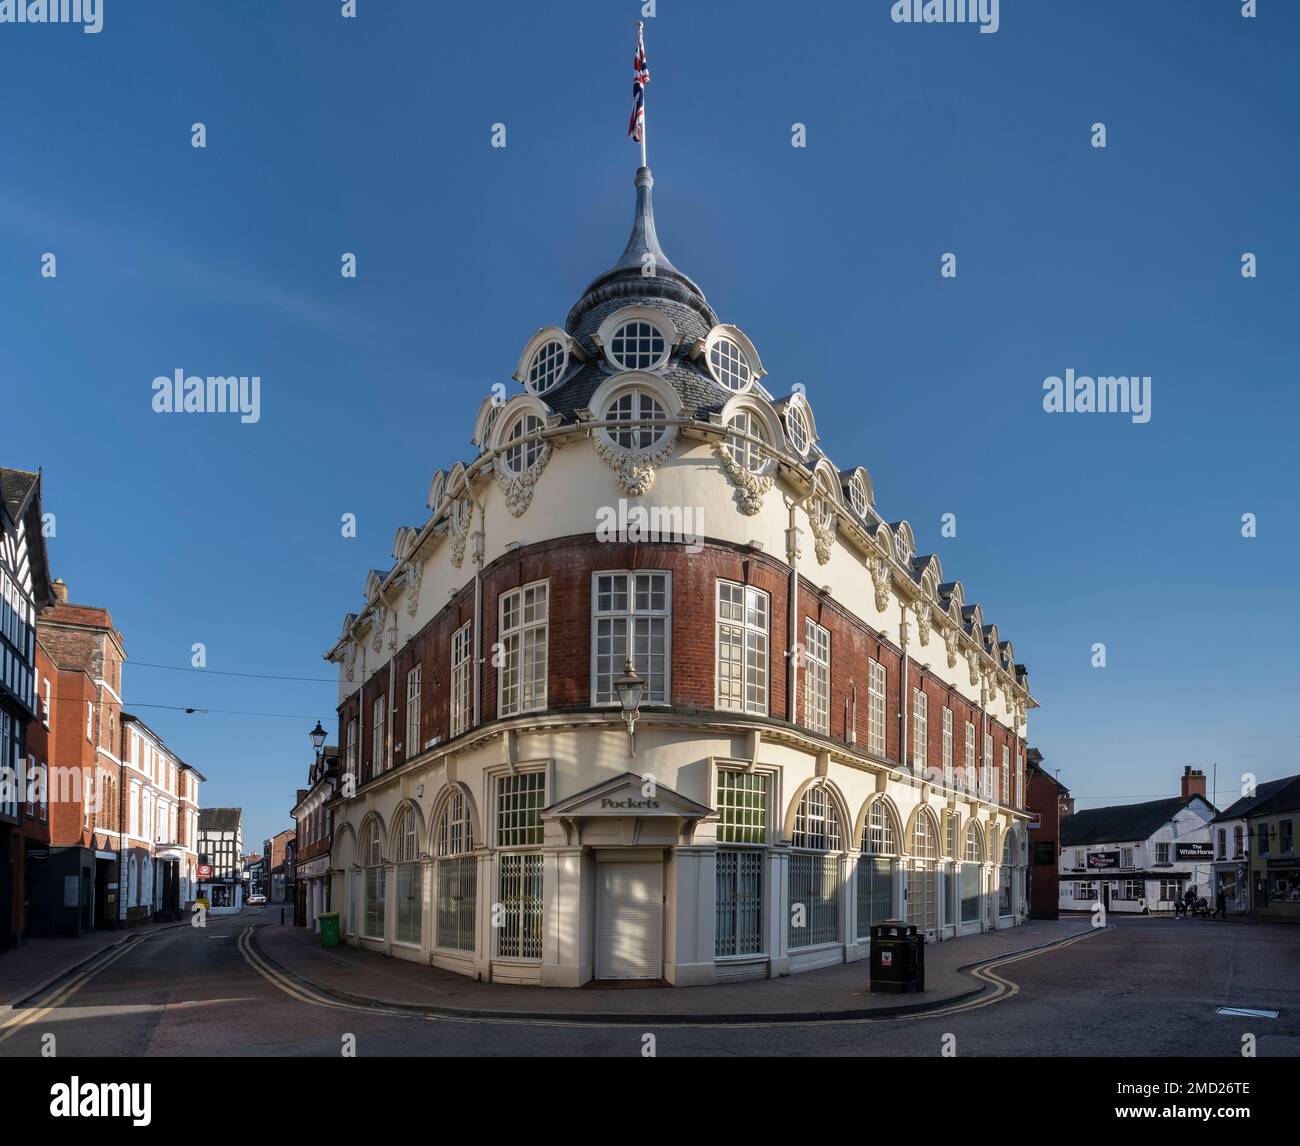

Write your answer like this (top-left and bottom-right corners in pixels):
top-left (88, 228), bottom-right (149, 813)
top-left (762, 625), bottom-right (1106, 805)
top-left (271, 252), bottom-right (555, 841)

top-left (372, 695), bottom-right (387, 773)
top-left (405, 665), bottom-right (421, 756)
top-left (803, 619), bottom-right (830, 735)
top-left (982, 733), bottom-right (994, 800)
top-left (451, 620), bottom-right (473, 738)
top-left (1000, 745), bottom-right (1010, 807)
top-left (942, 708), bottom-right (953, 789)
top-left (1015, 751), bottom-right (1023, 808)
top-left (715, 580), bottom-right (770, 716)
top-left (867, 659), bottom-right (886, 757)
top-left (591, 571), bottom-right (671, 707)
top-left (964, 722), bottom-right (976, 792)
top-left (912, 688), bottom-right (928, 771)
top-left (498, 581), bottom-right (549, 717)
top-left (345, 718), bottom-right (357, 777)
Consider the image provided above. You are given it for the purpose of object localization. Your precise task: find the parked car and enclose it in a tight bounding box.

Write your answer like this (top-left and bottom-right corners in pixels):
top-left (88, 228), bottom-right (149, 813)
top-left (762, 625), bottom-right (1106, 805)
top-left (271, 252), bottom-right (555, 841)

top-left (247, 894), bottom-right (267, 905)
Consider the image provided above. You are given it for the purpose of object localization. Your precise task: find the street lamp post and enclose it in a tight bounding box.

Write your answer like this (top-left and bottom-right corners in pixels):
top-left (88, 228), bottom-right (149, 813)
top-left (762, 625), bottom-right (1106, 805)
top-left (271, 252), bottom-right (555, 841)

top-left (613, 657), bottom-right (645, 756)
top-left (309, 720), bottom-right (327, 758)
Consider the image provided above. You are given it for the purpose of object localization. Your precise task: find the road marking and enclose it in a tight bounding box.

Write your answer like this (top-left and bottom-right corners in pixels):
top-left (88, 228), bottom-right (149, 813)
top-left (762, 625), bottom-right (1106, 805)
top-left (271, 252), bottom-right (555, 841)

top-left (0, 935), bottom-right (145, 1045)
top-left (1215, 1006), bottom-right (1278, 1018)
top-left (236, 923), bottom-right (1112, 1031)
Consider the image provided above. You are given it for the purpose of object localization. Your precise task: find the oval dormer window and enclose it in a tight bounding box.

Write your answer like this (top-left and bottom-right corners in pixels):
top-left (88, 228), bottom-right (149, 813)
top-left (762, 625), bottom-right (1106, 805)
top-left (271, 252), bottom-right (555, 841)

top-left (607, 388), bottom-right (667, 450)
top-left (848, 470), bottom-right (871, 518)
top-left (785, 404), bottom-right (810, 456)
top-left (526, 339), bottom-right (567, 395)
top-left (708, 337), bottom-right (752, 392)
top-left (609, 319), bottom-right (669, 371)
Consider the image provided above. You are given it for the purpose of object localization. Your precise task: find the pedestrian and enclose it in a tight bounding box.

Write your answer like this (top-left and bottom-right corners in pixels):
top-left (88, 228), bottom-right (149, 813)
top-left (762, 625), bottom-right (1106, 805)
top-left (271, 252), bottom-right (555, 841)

top-left (1183, 886), bottom-right (1196, 917)
top-left (1214, 888), bottom-right (1227, 919)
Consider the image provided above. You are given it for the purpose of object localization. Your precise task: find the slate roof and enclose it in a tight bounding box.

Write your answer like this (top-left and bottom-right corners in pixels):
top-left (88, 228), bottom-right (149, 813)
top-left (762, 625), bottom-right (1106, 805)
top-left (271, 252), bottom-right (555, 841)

top-left (1211, 774), bottom-right (1300, 823)
top-left (0, 467), bottom-right (38, 523)
top-left (1060, 795), bottom-right (1210, 847)
top-left (198, 807), bottom-right (243, 832)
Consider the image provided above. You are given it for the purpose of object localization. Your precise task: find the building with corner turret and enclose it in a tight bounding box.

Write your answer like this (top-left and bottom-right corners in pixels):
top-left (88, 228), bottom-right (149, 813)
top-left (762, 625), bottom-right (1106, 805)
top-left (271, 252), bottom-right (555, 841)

top-left (322, 158), bottom-right (1036, 987)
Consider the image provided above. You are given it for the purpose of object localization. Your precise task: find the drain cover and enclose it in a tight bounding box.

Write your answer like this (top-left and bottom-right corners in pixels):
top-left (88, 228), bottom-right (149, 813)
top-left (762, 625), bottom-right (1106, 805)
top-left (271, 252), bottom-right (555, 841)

top-left (1215, 1007), bottom-right (1279, 1019)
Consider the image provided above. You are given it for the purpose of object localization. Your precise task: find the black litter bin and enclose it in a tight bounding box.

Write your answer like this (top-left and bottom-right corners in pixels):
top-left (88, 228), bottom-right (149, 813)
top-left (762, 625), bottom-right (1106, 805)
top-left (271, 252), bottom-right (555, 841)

top-left (869, 919), bottom-right (925, 993)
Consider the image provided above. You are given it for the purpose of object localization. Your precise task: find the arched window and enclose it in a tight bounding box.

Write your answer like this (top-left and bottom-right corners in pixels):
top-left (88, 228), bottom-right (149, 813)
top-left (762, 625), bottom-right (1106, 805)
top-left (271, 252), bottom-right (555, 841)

top-left (789, 786), bottom-right (842, 948)
top-left (609, 319), bottom-right (668, 371)
top-left (857, 800), bottom-right (899, 938)
top-left (360, 819), bottom-right (385, 940)
top-left (847, 469), bottom-right (871, 517)
top-left (606, 388), bottom-right (667, 450)
top-left (999, 832), bottom-right (1017, 917)
top-left (501, 412), bottom-right (545, 473)
top-left (392, 806), bottom-right (422, 946)
top-left (724, 409), bottom-right (766, 474)
top-left (908, 811), bottom-right (939, 935)
top-left (525, 339), bottom-right (567, 394)
top-left (960, 822), bottom-right (984, 924)
top-left (128, 854), bottom-right (138, 907)
top-left (964, 822), bottom-right (984, 862)
top-left (814, 471), bottom-right (837, 530)
top-left (434, 790), bottom-right (476, 953)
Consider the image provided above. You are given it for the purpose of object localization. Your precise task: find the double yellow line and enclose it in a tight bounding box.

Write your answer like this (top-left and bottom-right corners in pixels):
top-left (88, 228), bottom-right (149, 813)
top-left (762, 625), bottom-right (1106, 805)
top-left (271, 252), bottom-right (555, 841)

top-left (0, 934), bottom-right (145, 1045)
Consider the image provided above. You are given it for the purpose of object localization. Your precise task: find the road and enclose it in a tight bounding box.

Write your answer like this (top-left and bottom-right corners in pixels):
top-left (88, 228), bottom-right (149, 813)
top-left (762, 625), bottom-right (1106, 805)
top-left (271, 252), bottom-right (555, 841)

top-left (1, 912), bottom-right (1296, 1057)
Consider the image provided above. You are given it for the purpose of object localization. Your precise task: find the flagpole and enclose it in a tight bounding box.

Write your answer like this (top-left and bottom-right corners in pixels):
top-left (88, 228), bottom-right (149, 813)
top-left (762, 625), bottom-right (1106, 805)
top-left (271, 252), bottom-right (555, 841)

top-left (639, 21), bottom-right (648, 168)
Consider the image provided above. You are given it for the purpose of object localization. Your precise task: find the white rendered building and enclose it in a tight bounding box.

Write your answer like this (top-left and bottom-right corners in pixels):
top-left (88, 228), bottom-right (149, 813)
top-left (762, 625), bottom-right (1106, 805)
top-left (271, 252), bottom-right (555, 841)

top-left (324, 164), bottom-right (1035, 987)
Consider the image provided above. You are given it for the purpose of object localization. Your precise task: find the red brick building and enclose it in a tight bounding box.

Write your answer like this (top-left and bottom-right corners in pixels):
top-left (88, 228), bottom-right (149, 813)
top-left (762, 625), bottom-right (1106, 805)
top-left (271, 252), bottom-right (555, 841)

top-left (1026, 748), bottom-right (1072, 919)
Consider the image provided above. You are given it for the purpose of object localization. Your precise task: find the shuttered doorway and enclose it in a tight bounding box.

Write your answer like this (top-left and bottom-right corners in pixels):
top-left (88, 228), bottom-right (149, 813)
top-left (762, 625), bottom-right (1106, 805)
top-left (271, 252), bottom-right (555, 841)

top-left (595, 860), bottom-right (663, 980)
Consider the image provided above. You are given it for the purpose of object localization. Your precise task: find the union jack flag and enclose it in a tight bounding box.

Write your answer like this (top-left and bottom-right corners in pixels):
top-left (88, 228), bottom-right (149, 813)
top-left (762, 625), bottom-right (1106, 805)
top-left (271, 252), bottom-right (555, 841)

top-left (628, 23), bottom-right (649, 143)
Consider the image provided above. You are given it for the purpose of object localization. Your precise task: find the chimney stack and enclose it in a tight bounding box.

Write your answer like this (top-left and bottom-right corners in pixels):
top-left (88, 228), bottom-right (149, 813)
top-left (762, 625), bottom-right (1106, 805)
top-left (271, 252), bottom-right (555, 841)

top-left (1181, 765), bottom-right (1206, 801)
top-left (52, 577), bottom-right (69, 604)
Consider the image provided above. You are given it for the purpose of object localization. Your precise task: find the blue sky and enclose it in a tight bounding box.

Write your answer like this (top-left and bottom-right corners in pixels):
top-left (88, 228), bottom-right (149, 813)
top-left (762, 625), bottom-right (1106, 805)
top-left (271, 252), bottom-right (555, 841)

top-left (4, 1), bottom-right (1297, 843)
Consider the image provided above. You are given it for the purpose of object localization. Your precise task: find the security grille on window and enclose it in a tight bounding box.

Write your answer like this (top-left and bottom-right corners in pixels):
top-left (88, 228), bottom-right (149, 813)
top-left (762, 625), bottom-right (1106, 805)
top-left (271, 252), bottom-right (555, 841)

top-left (912, 689), bottom-right (927, 771)
top-left (405, 665), bottom-right (421, 756)
top-left (715, 771), bottom-right (767, 958)
top-left (942, 708), bottom-right (953, 789)
top-left (803, 619), bottom-right (830, 735)
top-left (716, 580), bottom-right (769, 715)
top-left (789, 786), bottom-right (841, 949)
top-left (361, 820), bottom-right (385, 940)
top-left (592, 572), bottom-right (670, 705)
top-left (435, 791), bottom-right (476, 952)
top-left (372, 695), bottom-right (386, 774)
top-left (965, 722), bottom-right (976, 792)
top-left (496, 772), bottom-right (544, 958)
top-left (857, 800), bottom-right (898, 938)
top-left (867, 659), bottom-right (886, 756)
top-left (451, 621), bottom-right (472, 737)
top-left (498, 582), bottom-right (548, 716)
top-left (393, 806), bottom-right (422, 945)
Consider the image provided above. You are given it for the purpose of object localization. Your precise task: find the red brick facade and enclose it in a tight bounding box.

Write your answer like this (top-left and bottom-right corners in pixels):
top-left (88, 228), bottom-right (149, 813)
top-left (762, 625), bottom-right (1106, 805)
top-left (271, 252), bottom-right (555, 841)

top-left (342, 535), bottom-right (1026, 799)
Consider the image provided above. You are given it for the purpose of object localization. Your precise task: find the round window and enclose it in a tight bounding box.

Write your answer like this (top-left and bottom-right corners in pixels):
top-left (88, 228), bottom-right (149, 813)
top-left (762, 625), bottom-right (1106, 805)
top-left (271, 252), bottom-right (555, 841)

top-left (609, 320), bottom-right (668, 371)
top-left (785, 404), bottom-right (810, 455)
top-left (607, 390), bottom-right (667, 450)
top-left (526, 339), bottom-right (567, 395)
top-left (503, 413), bottom-right (545, 472)
top-left (708, 337), bottom-right (752, 392)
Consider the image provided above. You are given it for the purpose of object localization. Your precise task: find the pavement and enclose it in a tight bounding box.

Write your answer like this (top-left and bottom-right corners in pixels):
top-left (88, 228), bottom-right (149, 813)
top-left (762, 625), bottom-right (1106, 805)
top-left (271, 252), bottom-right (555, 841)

top-left (0, 918), bottom-right (190, 1008)
top-left (250, 916), bottom-right (1101, 1022)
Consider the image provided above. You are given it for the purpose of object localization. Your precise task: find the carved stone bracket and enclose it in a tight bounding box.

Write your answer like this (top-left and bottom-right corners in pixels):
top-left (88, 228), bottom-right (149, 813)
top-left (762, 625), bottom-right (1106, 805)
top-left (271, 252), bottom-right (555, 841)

top-left (344, 642), bottom-right (357, 683)
top-left (914, 600), bottom-right (932, 646)
top-left (370, 607), bottom-right (386, 654)
top-left (711, 439), bottom-right (772, 516)
top-left (495, 443), bottom-right (553, 517)
top-left (808, 511), bottom-right (835, 566)
top-left (405, 561), bottom-right (423, 617)
top-left (869, 555), bottom-right (891, 613)
top-left (967, 646), bottom-right (980, 687)
top-left (449, 500), bottom-right (472, 568)
top-left (593, 433), bottom-right (676, 497)
top-left (943, 624), bottom-right (959, 669)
